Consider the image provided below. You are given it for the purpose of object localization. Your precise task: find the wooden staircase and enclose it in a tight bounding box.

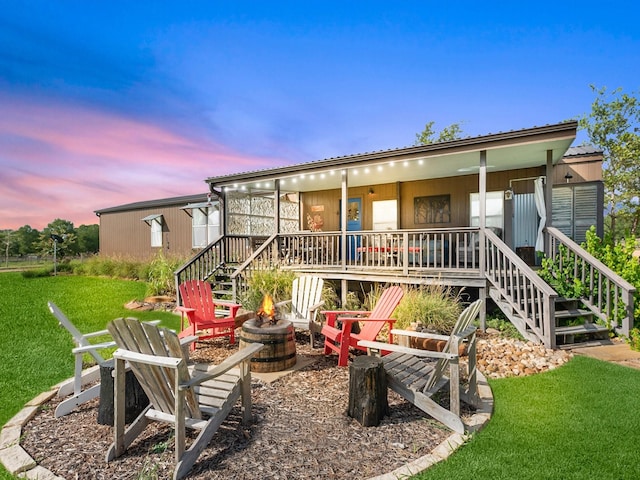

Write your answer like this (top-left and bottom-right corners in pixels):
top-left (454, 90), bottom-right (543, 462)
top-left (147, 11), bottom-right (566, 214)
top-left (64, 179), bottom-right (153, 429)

top-left (553, 298), bottom-right (610, 348)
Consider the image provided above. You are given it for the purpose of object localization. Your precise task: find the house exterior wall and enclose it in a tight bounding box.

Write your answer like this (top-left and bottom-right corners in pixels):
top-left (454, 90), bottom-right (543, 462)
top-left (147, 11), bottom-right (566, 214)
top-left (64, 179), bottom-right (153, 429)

top-left (300, 166), bottom-right (547, 231)
top-left (98, 206), bottom-right (195, 260)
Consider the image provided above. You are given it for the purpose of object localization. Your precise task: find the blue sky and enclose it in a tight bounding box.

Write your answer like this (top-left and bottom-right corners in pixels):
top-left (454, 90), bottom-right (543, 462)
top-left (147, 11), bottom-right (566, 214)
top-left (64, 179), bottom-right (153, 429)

top-left (1, 1), bottom-right (638, 229)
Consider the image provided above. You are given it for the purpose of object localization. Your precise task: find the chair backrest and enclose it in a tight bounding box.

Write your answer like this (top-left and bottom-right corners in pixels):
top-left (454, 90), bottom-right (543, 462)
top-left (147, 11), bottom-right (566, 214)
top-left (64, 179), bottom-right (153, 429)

top-left (48, 301), bottom-right (106, 364)
top-left (357, 286), bottom-right (404, 340)
top-left (424, 299), bottom-right (483, 391)
top-left (291, 276), bottom-right (324, 319)
top-left (179, 280), bottom-right (215, 323)
top-left (108, 317), bottom-right (201, 419)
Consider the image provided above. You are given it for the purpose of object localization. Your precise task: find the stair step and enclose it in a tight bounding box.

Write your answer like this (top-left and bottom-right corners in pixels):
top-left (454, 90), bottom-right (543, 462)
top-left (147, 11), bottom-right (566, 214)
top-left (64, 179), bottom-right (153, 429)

top-left (554, 309), bottom-right (593, 320)
top-left (555, 323), bottom-right (609, 336)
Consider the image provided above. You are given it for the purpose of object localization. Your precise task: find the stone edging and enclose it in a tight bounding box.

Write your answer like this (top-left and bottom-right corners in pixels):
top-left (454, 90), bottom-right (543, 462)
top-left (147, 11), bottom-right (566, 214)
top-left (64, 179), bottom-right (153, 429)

top-left (0, 372), bottom-right (493, 480)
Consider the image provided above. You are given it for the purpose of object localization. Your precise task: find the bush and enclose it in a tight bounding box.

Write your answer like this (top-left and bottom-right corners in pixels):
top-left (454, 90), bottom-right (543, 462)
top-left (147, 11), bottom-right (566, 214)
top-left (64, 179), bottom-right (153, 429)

top-left (393, 283), bottom-right (463, 333)
top-left (145, 253), bottom-right (184, 297)
top-left (240, 269), bottom-right (297, 312)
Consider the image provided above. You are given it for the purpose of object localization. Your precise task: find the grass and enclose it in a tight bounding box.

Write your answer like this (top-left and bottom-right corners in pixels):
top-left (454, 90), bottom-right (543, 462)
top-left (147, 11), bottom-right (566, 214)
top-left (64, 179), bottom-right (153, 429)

top-left (2, 272), bottom-right (640, 479)
top-left (0, 272), bottom-right (180, 479)
top-left (417, 355), bottom-right (640, 480)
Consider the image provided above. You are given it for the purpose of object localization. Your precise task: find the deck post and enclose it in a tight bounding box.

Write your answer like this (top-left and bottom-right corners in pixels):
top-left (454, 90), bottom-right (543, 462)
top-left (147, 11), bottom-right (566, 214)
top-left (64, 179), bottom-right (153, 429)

top-left (341, 170), bottom-right (348, 272)
top-left (479, 150), bottom-right (486, 276)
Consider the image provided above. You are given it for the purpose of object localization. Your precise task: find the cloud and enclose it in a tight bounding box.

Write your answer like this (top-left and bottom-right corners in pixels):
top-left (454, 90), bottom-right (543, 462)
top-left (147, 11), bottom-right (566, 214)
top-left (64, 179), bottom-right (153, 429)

top-left (0, 94), bottom-right (284, 230)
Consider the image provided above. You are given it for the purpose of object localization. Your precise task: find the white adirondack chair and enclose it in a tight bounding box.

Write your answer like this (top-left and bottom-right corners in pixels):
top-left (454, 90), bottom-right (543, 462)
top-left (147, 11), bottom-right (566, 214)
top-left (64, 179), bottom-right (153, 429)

top-left (358, 299), bottom-right (483, 433)
top-left (48, 301), bottom-right (160, 418)
top-left (276, 275), bottom-right (325, 346)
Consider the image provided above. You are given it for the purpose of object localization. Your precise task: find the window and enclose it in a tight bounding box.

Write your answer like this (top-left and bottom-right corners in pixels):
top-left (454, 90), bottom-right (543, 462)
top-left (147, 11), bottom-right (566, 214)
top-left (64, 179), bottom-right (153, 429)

top-left (141, 214), bottom-right (163, 247)
top-left (372, 200), bottom-right (398, 230)
top-left (192, 206), bottom-right (220, 248)
top-left (470, 191), bottom-right (504, 229)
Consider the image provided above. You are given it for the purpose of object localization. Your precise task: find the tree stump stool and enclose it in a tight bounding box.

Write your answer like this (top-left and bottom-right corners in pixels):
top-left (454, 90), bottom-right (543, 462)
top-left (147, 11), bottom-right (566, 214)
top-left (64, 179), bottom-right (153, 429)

top-left (97, 359), bottom-right (149, 426)
top-left (347, 356), bottom-right (388, 427)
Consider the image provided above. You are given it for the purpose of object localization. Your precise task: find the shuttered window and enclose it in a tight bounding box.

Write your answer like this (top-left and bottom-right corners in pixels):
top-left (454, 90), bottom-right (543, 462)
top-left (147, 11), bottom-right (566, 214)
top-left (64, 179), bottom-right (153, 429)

top-left (552, 184), bottom-right (600, 243)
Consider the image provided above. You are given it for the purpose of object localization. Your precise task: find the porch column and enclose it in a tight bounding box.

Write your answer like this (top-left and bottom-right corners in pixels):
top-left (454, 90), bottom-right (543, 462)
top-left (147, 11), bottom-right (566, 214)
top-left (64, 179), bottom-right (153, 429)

top-left (220, 188), bottom-right (227, 265)
top-left (479, 150), bottom-right (487, 272)
top-left (545, 149), bottom-right (553, 257)
top-left (274, 179), bottom-right (281, 234)
top-left (341, 170), bottom-right (348, 274)
top-left (479, 150), bottom-right (487, 331)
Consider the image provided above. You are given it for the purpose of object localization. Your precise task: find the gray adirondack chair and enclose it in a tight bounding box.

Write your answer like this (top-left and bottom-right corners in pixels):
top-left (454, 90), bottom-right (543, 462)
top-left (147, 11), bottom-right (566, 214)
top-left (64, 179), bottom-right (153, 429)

top-left (358, 299), bottom-right (483, 433)
top-left (106, 317), bottom-right (263, 480)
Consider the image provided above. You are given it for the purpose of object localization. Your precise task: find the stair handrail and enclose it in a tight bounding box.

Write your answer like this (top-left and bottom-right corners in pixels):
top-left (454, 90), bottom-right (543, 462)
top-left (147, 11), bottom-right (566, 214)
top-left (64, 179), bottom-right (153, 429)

top-left (229, 233), bottom-right (280, 301)
top-left (546, 227), bottom-right (635, 336)
top-left (484, 228), bottom-right (558, 348)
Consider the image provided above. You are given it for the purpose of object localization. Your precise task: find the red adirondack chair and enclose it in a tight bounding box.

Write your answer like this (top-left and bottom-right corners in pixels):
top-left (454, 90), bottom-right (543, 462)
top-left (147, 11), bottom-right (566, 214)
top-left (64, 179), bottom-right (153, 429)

top-left (321, 285), bottom-right (404, 366)
top-left (176, 280), bottom-right (242, 350)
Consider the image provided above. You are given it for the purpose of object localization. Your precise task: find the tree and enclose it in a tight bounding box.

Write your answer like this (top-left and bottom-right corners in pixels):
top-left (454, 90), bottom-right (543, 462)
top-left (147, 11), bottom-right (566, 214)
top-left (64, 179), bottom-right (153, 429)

top-left (415, 121), bottom-right (464, 145)
top-left (38, 219), bottom-right (77, 259)
top-left (579, 85), bottom-right (640, 242)
top-left (75, 224), bottom-right (99, 254)
top-left (14, 225), bottom-right (40, 256)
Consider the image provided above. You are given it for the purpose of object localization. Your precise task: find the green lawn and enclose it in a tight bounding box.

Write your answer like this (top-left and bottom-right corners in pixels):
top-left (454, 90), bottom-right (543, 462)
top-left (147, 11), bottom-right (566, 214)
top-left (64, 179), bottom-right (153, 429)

top-left (0, 272), bottom-right (179, 479)
top-left (418, 355), bottom-right (640, 480)
top-left (2, 272), bottom-right (640, 479)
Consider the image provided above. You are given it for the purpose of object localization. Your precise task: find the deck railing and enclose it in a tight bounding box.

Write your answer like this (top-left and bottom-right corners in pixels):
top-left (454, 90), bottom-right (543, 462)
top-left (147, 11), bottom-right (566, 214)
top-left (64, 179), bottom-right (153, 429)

top-left (277, 227), bottom-right (481, 272)
top-left (484, 229), bottom-right (557, 348)
top-left (546, 227), bottom-right (635, 336)
top-left (174, 235), bottom-right (254, 303)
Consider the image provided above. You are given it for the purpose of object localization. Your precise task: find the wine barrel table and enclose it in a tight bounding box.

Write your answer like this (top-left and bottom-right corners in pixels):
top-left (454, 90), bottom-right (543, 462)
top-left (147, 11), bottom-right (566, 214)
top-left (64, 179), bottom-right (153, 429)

top-left (239, 318), bottom-right (297, 372)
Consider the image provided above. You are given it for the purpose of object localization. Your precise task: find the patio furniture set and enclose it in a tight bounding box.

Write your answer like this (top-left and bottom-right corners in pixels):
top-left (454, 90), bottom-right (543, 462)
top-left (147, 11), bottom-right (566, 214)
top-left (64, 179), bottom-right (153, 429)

top-left (49, 276), bottom-right (482, 480)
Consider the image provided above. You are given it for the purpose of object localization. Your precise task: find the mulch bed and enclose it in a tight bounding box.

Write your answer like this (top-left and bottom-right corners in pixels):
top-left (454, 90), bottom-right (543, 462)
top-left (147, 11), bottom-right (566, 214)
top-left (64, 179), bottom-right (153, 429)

top-left (21, 333), bottom-right (466, 479)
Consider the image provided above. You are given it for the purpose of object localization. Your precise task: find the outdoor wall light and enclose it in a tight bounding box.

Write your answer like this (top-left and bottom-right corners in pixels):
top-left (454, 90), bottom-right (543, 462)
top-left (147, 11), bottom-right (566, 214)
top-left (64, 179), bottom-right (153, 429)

top-left (565, 173), bottom-right (573, 183)
top-left (504, 189), bottom-right (513, 201)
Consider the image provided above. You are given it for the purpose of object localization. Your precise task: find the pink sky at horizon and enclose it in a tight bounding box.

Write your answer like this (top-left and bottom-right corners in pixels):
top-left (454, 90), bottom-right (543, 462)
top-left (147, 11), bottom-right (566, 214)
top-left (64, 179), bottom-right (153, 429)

top-left (0, 95), bottom-right (286, 231)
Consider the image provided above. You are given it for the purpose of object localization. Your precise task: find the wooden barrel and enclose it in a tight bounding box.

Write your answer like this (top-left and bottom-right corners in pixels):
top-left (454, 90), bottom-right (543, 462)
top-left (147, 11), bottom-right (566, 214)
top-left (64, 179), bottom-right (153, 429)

top-left (239, 319), bottom-right (297, 373)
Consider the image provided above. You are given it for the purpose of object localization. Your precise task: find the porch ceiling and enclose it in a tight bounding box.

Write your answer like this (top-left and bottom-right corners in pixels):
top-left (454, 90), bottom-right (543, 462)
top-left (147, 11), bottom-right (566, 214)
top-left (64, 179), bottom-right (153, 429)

top-left (209, 121), bottom-right (577, 194)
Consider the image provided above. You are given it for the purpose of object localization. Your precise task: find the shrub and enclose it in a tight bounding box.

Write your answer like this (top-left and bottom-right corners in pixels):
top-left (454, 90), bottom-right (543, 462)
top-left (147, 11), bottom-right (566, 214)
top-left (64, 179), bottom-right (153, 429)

top-left (240, 269), bottom-right (297, 312)
top-left (146, 253), bottom-right (184, 297)
top-left (393, 283), bottom-right (463, 333)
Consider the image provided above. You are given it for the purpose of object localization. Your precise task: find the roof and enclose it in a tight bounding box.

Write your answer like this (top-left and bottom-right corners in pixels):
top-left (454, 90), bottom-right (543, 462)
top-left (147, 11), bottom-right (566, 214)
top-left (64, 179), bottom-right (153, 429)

top-left (563, 145), bottom-right (602, 157)
top-left (206, 121), bottom-right (578, 192)
top-left (95, 193), bottom-right (211, 215)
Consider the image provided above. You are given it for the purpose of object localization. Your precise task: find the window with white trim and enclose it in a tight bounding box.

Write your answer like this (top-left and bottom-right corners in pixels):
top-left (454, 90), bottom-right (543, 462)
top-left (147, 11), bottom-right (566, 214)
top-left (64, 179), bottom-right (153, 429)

top-left (141, 214), bottom-right (163, 247)
top-left (470, 191), bottom-right (504, 229)
top-left (192, 206), bottom-right (220, 248)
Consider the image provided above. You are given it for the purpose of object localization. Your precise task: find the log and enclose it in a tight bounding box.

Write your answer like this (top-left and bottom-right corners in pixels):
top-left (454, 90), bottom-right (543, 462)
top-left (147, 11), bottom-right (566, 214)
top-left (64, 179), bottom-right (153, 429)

top-left (347, 356), bottom-right (388, 427)
top-left (97, 360), bottom-right (149, 426)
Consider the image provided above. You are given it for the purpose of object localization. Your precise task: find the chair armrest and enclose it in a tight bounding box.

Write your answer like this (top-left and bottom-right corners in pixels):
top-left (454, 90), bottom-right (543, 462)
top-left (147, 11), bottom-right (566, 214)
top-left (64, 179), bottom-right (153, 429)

top-left (181, 343), bottom-right (264, 388)
top-left (275, 299), bottom-right (292, 309)
top-left (389, 329), bottom-right (449, 341)
top-left (214, 300), bottom-right (242, 309)
top-left (321, 310), bottom-right (371, 316)
top-left (72, 341), bottom-right (116, 354)
top-left (175, 306), bottom-right (195, 314)
top-left (309, 300), bottom-right (325, 312)
top-left (83, 329), bottom-right (111, 339)
top-left (357, 339), bottom-right (457, 360)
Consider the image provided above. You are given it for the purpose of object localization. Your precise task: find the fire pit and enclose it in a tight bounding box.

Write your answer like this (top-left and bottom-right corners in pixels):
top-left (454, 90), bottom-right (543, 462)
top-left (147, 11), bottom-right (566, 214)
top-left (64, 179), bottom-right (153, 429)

top-left (239, 294), bottom-right (297, 373)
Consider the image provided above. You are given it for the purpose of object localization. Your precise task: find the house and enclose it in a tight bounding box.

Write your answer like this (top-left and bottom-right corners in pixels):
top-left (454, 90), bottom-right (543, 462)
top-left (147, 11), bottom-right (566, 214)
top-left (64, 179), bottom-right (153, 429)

top-left (96, 121), bottom-right (634, 349)
top-left (95, 193), bottom-right (221, 260)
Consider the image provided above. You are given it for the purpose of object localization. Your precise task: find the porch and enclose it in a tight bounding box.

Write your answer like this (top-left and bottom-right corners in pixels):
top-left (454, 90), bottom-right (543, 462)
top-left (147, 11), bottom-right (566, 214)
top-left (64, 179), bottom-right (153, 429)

top-left (174, 122), bottom-right (634, 350)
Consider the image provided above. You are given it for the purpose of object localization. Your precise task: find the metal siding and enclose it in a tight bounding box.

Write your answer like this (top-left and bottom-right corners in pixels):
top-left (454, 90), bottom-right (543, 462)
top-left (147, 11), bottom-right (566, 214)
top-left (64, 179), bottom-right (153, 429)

top-left (513, 193), bottom-right (538, 248)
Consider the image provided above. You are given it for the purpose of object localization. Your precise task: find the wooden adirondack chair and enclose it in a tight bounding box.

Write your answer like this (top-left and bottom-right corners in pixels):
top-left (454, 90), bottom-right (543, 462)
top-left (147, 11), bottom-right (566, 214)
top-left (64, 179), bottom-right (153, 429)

top-left (276, 275), bottom-right (325, 347)
top-left (176, 280), bottom-right (242, 350)
top-left (106, 318), bottom-right (263, 480)
top-left (47, 301), bottom-right (116, 417)
top-left (321, 285), bottom-right (404, 367)
top-left (358, 299), bottom-right (483, 434)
